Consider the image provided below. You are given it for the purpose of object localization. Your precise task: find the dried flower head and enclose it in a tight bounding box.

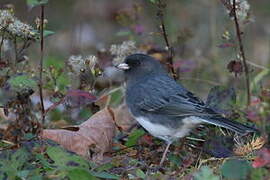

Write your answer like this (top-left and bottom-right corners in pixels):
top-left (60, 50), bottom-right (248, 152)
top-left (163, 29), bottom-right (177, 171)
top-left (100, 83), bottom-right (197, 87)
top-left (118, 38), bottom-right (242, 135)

top-left (231, 0), bottom-right (250, 23)
top-left (234, 136), bottom-right (266, 156)
top-left (0, 10), bottom-right (39, 40)
top-left (84, 55), bottom-right (97, 70)
top-left (227, 60), bottom-right (243, 76)
top-left (67, 55), bottom-right (97, 75)
top-left (110, 40), bottom-right (139, 64)
top-left (35, 17), bottom-right (48, 30)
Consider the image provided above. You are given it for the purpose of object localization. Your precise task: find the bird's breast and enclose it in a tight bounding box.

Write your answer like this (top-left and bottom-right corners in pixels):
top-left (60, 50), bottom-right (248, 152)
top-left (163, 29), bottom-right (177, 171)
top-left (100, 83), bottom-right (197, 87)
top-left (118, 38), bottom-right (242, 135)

top-left (135, 116), bottom-right (203, 142)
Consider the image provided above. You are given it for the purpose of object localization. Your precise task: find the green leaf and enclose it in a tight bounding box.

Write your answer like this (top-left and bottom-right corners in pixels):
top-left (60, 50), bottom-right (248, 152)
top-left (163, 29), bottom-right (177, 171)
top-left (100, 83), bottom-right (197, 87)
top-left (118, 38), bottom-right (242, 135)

top-left (250, 167), bottom-right (268, 180)
top-left (34, 153), bottom-right (55, 170)
top-left (116, 31), bottom-right (132, 37)
top-left (251, 69), bottom-right (270, 92)
top-left (27, 0), bottom-right (48, 7)
top-left (45, 56), bottom-right (65, 70)
top-left (23, 133), bottom-right (36, 140)
top-left (43, 30), bottom-right (55, 37)
top-left (194, 166), bottom-right (219, 180)
top-left (67, 168), bottom-right (97, 180)
top-left (90, 171), bottom-right (119, 179)
top-left (220, 159), bottom-right (251, 180)
top-left (7, 74), bottom-right (38, 92)
top-left (148, 0), bottom-right (157, 3)
top-left (17, 170), bottom-right (30, 179)
top-left (46, 146), bottom-right (90, 169)
top-left (95, 163), bottom-right (114, 172)
top-left (168, 154), bottom-right (181, 166)
top-left (109, 89), bottom-right (123, 106)
top-left (28, 175), bottom-right (43, 180)
top-left (125, 129), bottom-right (145, 147)
top-left (136, 169), bottom-right (146, 179)
top-left (0, 147), bottom-right (31, 179)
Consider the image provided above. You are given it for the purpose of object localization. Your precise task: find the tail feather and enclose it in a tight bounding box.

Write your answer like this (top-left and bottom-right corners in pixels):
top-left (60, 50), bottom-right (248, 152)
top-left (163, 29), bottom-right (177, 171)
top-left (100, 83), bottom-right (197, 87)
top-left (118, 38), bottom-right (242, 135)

top-left (201, 116), bottom-right (257, 135)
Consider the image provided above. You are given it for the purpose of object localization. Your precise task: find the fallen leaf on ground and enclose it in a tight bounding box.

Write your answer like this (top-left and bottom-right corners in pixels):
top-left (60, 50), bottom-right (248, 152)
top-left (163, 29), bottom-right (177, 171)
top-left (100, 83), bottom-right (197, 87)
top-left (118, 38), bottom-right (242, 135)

top-left (112, 103), bottom-right (136, 131)
top-left (40, 108), bottom-right (115, 162)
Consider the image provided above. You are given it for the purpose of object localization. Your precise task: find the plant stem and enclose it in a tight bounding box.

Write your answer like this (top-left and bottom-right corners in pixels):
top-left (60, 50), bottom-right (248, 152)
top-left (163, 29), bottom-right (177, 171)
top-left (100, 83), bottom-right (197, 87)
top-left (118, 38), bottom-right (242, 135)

top-left (39, 5), bottom-right (45, 123)
top-left (232, 0), bottom-right (251, 106)
top-left (156, 0), bottom-right (177, 80)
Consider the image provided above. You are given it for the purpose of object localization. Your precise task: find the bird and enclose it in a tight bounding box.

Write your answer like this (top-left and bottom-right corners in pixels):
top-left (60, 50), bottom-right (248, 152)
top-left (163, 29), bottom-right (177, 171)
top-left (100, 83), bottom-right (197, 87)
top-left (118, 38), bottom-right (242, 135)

top-left (116, 53), bottom-right (257, 165)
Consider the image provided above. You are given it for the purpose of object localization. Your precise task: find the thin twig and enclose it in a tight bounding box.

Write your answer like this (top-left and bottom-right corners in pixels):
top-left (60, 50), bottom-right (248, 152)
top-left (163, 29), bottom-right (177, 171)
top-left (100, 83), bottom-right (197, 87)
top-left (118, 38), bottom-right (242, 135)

top-left (156, 0), bottom-right (177, 80)
top-left (18, 39), bottom-right (30, 56)
top-left (246, 60), bottom-right (268, 70)
top-left (0, 33), bottom-right (5, 59)
top-left (44, 96), bottom-right (66, 115)
top-left (13, 36), bottom-right (18, 61)
top-left (39, 5), bottom-right (45, 123)
top-left (232, 0), bottom-right (251, 105)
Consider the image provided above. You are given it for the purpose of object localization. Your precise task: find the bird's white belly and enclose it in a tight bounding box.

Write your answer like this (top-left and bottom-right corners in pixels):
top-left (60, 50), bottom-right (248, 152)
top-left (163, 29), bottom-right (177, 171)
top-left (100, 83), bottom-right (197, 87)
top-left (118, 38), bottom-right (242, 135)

top-left (135, 116), bottom-right (203, 141)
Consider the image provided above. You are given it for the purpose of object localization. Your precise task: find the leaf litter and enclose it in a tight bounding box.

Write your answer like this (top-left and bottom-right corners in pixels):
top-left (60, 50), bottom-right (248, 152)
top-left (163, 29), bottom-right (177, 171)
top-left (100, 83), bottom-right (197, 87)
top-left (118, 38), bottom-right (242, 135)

top-left (40, 107), bottom-right (116, 162)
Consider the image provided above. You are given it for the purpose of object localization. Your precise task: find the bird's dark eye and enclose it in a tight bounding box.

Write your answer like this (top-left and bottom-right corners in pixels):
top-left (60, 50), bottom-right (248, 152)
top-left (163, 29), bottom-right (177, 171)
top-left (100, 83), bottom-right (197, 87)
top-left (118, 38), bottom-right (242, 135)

top-left (127, 60), bottom-right (141, 67)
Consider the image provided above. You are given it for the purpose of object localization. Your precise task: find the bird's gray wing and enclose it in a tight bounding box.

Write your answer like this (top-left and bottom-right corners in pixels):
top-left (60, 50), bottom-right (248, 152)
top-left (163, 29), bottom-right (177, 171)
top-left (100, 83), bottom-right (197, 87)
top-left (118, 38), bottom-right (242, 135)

top-left (133, 75), bottom-right (209, 117)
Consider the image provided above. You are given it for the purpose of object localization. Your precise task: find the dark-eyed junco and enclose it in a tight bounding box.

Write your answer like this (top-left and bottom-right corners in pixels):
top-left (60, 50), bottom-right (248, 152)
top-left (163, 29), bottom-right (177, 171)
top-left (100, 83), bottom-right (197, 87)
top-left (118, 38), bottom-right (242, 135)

top-left (117, 53), bottom-right (256, 165)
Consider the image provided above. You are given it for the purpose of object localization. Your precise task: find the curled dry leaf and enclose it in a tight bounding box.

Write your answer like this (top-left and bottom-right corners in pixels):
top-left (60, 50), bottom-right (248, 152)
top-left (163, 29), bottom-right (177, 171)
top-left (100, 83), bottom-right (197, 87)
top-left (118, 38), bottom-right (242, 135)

top-left (112, 103), bottom-right (136, 132)
top-left (40, 108), bottom-right (115, 162)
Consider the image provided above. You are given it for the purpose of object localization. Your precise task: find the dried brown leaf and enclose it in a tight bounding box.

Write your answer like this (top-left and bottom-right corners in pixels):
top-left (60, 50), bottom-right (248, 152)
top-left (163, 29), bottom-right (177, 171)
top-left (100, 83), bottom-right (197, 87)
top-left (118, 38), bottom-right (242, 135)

top-left (40, 107), bottom-right (116, 162)
top-left (112, 103), bottom-right (136, 132)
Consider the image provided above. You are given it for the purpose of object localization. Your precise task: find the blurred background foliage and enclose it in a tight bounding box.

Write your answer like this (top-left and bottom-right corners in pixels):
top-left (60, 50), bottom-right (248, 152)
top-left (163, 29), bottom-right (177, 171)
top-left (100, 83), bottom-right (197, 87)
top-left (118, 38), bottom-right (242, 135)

top-left (1, 0), bottom-right (269, 97)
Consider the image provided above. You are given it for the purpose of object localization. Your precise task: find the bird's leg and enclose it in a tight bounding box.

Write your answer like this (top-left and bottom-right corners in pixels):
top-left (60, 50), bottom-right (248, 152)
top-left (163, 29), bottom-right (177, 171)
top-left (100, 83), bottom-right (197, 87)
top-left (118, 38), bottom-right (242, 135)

top-left (159, 142), bottom-right (171, 166)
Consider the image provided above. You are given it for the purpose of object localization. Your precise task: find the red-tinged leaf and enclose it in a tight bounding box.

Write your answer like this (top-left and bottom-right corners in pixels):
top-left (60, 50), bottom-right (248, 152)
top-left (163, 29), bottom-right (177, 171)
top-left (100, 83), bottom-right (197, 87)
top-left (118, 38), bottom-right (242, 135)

top-left (45, 90), bottom-right (97, 114)
top-left (246, 110), bottom-right (261, 122)
top-left (252, 148), bottom-right (270, 168)
top-left (139, 134), bottom-right (154, 145)
top-left (250, 96), bottom-right (261, 106)
top-left (0, 61), bottom-right (8, 68)
top-left (67, 90), bottom-right (97, 100)
top-left (173, 60), bottom-right (197, 73)
top-left (65, 90), bottom-right (97, 108)
top-left (217, 43), bottom-right (235, 48)
top-left (173, 61), bottom-right (182, 69)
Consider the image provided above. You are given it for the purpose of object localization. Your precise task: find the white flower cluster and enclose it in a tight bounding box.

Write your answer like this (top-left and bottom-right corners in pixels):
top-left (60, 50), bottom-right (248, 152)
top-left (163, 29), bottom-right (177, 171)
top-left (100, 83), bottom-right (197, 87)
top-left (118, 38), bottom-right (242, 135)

top-left (110, 40), bottom-right (138, 64)
top-left (0, 10), bottom-right (39, 40)
top-left (67, 55), bottom-right (97, 75)
top-left (229, 0), bottom-right (250, 23)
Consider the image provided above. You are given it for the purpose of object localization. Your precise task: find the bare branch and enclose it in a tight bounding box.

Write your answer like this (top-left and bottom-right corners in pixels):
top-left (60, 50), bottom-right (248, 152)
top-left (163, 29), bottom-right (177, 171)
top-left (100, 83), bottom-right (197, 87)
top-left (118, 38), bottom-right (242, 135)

top-left (232, 0), bottom-right (251, 106)
top-left (156, 0), bottom-right (177, 80)
top-left (39, 5), bottom-right (45, 123)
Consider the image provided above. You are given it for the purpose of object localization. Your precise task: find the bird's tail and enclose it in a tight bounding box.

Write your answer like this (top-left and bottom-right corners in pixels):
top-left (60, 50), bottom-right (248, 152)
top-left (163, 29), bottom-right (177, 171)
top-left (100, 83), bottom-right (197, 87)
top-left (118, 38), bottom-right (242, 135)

top-left (202, 116), bottom-right (257, 135)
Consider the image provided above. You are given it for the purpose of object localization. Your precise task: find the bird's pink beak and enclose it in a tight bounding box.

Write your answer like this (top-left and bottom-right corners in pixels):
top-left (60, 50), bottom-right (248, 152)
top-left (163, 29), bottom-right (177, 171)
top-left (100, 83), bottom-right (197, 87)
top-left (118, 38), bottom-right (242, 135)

top-left (116, 63), bottom-right (130, 70)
